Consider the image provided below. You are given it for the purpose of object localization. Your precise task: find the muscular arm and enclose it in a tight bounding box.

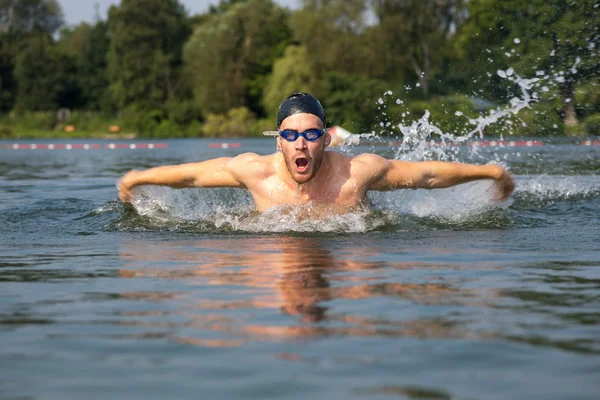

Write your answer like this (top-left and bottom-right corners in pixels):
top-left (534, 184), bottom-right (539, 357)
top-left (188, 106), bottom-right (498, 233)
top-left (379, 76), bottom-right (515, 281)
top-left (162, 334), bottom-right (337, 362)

top-left (365, 155), bottom-right (515, 201)
top-left (118, 156), bottom-right (248, 204)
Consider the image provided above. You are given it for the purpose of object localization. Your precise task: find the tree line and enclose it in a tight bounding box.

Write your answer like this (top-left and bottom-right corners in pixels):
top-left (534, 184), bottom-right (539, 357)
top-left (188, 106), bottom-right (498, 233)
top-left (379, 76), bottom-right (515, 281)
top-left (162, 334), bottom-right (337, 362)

top-left (0, 0), bottom-right (598, 138)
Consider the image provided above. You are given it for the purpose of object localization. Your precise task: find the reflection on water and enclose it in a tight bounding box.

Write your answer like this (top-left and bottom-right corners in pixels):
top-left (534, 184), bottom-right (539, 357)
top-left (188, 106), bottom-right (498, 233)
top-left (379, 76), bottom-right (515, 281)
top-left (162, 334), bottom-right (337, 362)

top-left (113, 236), bottom-right (600, 356)
top-left (117, 237), bottom-right (493, 346)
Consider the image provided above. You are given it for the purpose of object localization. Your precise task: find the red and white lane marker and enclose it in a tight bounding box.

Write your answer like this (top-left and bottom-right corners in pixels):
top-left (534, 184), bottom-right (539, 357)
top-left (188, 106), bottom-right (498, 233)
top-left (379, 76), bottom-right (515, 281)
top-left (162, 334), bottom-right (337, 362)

top-left (581, 140), bottom-right (600, 146)
top-left (105, 143), bottom-right (168, 149)
top-left (467, 140), bottom-right (544, 147)
top-left (208, 142), bottom-right (242, 149)
top-left (2, 142), bottom-right (169, 150)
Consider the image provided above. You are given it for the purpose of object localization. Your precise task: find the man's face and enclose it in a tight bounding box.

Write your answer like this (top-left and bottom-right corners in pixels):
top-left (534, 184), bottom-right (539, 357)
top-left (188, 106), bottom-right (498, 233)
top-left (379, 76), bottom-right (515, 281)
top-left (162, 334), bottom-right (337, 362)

top-left (277, 113), bottom-right (330, 185)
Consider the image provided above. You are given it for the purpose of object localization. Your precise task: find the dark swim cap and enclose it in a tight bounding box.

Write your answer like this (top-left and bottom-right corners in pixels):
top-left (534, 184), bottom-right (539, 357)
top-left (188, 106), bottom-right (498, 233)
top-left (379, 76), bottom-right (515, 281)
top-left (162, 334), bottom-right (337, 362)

top-left (277, 92), bottom-right (326, 128)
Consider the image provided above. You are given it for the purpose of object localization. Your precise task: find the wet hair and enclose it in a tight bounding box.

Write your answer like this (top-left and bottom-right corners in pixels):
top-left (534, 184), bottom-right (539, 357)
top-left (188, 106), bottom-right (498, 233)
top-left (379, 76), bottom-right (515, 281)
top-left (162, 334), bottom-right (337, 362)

top-left (277, 92), bottom-right (326, 128)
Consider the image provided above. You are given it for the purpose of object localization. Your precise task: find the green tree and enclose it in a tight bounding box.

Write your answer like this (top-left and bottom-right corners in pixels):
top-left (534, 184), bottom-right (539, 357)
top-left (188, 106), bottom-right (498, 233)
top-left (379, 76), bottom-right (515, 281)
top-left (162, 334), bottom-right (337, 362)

top-left (0, 0), bottom-right (63, 35)
top-left (183, 0), bottom-right (292, 116)
top-left (107, 0), bottom-right (191, 112)
top-left (208, 0), bottom-right (247, 14)
top-left (291, 0), bottom-right (371, 83)
top-left (13, 33), bottom-right (75, 111)
top-left (370, 0), bottom-right (467, 98)
top-left (456, 0), bottom-right (600, 125)
top-left (263, 45), bottom-right (316, 117)
top-left (0, 31), bottom-right (18, 110)
top-left (56, 22), bottom-right (91, 57)
top-left (324, 71), bottom-right (391, 133)
top-left (0, 0), bottom-right (65, 111)
top-left (77, 20), bottom-right (111, 111)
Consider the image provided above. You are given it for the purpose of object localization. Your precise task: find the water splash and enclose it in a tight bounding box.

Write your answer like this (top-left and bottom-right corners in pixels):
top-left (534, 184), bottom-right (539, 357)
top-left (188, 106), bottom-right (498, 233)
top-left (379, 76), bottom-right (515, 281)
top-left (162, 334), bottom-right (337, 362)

top-left (352, 67), bottom-right (556, 164)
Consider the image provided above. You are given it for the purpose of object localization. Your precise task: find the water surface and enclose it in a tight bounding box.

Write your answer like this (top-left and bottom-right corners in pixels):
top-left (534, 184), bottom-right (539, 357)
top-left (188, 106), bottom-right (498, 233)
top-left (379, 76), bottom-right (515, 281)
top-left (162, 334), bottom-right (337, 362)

top-left (1, 138), bottom-right (599, 399)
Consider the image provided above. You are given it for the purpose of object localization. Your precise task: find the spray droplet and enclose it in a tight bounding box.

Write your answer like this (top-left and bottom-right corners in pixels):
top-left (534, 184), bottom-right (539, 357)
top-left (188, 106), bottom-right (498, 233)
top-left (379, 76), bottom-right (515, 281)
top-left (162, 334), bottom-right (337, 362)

top-left (378, 98), bottom-right (384, 104)
top-left (455, 111), bottom-right (463, 116)
top-left (396, 99), bottom-right (403, 105)
top-left (513, 38), bottom-right (521, 44)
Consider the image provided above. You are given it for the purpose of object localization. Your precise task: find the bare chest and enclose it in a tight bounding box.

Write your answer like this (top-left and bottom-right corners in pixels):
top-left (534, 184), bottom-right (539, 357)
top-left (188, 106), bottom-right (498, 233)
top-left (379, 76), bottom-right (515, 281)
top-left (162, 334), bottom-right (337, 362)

top-left (248, 175), bottom-right (366, 211)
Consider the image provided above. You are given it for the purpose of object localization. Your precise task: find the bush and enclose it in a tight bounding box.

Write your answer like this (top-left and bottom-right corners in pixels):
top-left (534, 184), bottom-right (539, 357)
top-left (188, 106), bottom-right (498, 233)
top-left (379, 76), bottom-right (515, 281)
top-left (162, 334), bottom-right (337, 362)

top-left (251, 118), bottom-right (274, 137)
top-left (575, 80), bottom-right (600, 118)
top-left (12, 111), bottom-right (57, 130)
top-left (167, 99), bottom-right (201, 126)
top-left (153, 119), bottom-right (180, 138)
top-left (122, 107), bottom-right (165, 136)
top-left (202, 107), bottom-right (256, 137)
top-left (67, 111), bottom-right (120, 133)
top-left (564, 123), bottom-right (587, 137)
top-left (475, 100), bottom-right (564, 137)
top-left (324, 71), bottom-right (392, 134)
top-left (184, 120), bottom-right (204, 137)
top-left (583, 113), bottom-right (600, 135)
top-left (0, 123), bottom-right (12, 137)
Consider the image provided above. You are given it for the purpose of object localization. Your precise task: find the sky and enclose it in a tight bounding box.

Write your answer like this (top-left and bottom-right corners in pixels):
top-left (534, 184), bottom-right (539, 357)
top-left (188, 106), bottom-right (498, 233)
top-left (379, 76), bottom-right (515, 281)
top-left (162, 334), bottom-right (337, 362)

top-left (59, 0), bottom-right (299, 26)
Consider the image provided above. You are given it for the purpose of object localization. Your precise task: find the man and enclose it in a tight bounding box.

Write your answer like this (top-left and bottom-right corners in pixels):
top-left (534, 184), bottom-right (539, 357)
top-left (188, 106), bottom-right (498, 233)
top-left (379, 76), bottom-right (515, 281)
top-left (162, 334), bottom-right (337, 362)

top-left (118, 93), bottom-right (514, 212)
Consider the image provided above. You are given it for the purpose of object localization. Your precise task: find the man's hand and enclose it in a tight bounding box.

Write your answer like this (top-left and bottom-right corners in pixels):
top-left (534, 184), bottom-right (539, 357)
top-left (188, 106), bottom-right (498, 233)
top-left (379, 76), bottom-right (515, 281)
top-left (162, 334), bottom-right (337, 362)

top-left (491, 166), bottom-right (515, 202)
top-left (118, 170), bottom-right (140, 204)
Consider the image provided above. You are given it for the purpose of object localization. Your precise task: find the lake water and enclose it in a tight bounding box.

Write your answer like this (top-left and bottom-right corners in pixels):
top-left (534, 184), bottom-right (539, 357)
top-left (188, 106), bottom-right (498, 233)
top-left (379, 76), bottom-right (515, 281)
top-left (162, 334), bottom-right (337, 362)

top-left (1, 138), bottom-right (599, 399)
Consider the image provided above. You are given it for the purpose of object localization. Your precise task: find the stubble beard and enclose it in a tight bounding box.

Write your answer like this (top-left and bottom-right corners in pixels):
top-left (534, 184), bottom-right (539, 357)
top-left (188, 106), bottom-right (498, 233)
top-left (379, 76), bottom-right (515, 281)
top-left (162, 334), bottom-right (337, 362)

top-left (284, 148), bottom-right (325, 186)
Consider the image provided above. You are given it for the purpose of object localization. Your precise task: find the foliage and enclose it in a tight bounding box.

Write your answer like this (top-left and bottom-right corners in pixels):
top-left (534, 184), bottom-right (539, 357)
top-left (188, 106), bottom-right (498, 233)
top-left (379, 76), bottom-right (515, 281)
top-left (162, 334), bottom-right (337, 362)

top-left (0, 0), bottom-right (64, 35)
top-left (77, 20), bottom-right (111, 112)
top-left (582, 114), bottom-right (600, 135)
top-left (324, 71), bottom-right (392, 133)
top-left (291, 0), bottom-right (371, 87)
top-left (456, 0), bottom-right (600, 123)
top-left (56, 22), bottom-right (91, 57)
top-left (184, 0), bottom-right (291, 116)
top-left (575, 79), bottom-right (600, 118)
top-left (13, 33), bottom-right (78, 111)
top-left (0, 31), bottom-right (18, 111)
top-left (107, 0), bottom-right (191, 112)
top-left (370, 0), bottom-right (467, 97)
top-left (263, 45), bottom-right (315, 118)
top-left (202, 107), bottom-right (256, 137)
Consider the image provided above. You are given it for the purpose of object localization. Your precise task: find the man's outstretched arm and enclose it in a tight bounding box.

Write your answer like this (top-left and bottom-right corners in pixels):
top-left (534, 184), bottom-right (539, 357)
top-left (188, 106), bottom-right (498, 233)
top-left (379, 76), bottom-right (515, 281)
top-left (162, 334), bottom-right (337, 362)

top-left (366, 156), bottom-right (515, 201)
top-left (118, 156), bottom-right (246, 204)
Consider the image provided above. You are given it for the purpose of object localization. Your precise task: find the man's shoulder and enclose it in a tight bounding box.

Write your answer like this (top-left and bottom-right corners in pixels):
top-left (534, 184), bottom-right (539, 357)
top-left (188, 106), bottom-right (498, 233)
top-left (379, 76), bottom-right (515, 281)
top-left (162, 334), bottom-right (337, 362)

top-left (324, 151), bottom-right (388, 171)
top-left (350, 153), bottom-right (388, 169)
top-left (228, 152), bottom-right (275, 177)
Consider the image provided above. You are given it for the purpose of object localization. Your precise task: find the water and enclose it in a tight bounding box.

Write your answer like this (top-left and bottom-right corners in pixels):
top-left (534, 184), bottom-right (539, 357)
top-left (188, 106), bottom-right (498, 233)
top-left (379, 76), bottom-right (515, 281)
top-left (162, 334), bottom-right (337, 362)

top-left (1, 138), bottom-right (599, 399)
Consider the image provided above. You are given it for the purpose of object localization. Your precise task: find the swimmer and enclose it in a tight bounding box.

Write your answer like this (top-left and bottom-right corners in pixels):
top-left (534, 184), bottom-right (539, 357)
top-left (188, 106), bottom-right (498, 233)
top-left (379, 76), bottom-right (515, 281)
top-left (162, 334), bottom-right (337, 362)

top-left (118, 93), bottom-right (515, 212)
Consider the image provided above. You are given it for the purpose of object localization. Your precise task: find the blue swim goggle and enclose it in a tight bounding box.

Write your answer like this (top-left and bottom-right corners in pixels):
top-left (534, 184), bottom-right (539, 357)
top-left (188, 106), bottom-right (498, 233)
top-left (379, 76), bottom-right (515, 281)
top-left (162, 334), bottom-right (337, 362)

top-left (279, 129), bottom-right (325, 142)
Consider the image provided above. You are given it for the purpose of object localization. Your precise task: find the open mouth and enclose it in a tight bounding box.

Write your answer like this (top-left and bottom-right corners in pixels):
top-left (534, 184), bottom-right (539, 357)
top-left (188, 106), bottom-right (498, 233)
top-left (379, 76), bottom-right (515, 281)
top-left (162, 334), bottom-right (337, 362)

top-left (295, 158), bottom-right (309, 172)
